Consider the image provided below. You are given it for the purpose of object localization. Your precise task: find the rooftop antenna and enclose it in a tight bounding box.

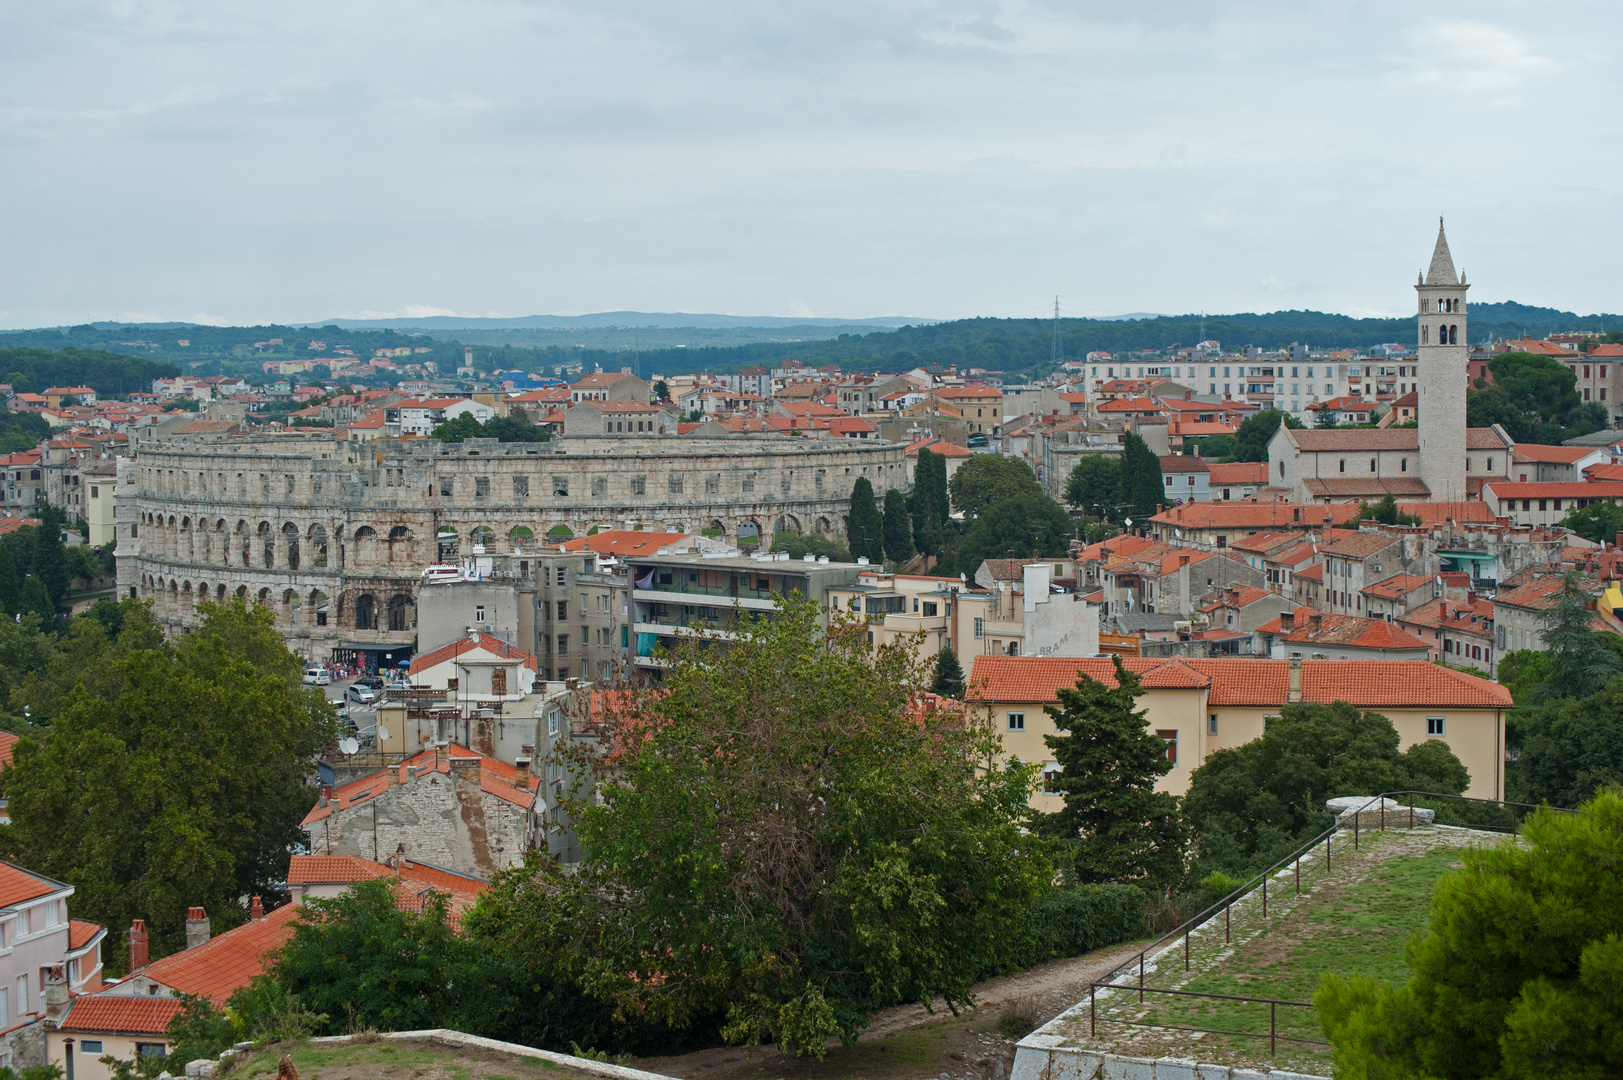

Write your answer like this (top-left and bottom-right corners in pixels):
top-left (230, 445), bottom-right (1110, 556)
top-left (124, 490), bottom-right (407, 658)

top-left (1050, 296), bottom-right (1064, 366)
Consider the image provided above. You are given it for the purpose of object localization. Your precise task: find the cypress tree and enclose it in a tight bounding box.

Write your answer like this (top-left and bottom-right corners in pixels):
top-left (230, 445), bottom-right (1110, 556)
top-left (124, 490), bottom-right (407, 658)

top-left (881, 489), bottom-right (915, 565)
top-left (0, 546), bottom-right (19, 616)
top-left (30, 525), bottom-right (68, 612)
top-left (846, 477), bottom-right (885, 563)
top-left (931, 647), bottom-right (965, 699)
top-left (19, 576), bottom-right (53, 625)
top-left (1117, 432), bottom-right (1165, 523)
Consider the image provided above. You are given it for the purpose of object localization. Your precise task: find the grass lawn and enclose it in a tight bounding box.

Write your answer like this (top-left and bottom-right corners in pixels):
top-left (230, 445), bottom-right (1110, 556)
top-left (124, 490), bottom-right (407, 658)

top-left (1070, 825), bottom-right (1496, 1074)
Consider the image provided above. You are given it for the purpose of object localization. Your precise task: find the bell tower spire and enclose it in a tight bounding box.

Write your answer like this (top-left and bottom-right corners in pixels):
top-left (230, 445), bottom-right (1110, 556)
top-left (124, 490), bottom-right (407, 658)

top-left (1415, 218), bottom-right (1468, 502)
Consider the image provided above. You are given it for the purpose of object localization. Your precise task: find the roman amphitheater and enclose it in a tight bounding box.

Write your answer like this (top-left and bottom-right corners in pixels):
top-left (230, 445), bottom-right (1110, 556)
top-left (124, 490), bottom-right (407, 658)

top-left (116, 430), bottom-right (907, 662)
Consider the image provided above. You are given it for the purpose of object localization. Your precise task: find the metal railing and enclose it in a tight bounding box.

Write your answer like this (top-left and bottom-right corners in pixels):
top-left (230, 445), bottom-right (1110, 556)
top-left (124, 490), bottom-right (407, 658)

top-left (1086, 791), bottom-right (1580, 1056)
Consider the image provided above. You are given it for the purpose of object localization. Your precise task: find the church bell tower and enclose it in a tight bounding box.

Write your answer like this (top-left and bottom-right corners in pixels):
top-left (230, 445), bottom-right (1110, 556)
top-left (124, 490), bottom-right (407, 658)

top-left (1415, 218), bottom-right (1468, 503)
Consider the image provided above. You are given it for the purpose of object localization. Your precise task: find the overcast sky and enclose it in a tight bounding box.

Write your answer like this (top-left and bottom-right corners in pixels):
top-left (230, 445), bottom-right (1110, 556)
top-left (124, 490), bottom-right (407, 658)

top-left (2, 1), bottom-right (1618, 328)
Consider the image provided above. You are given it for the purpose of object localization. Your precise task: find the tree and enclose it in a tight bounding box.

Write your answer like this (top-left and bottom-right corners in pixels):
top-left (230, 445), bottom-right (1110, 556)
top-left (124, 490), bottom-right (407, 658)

top-left (30, 526), bottom-right (68, 612)
top-left (1183, 701), bottom-right (1470, 877)
top-left (1359, 494), bottom-right (1421, 527)
top-left (0, 546), bottom-right (19, 616)
top-left (908, 448), bottom-right (949, 559)
top-left (1488, 350), bottom-right (1580, 427)
top-left (1064, 455), bottom-right (1120, 515)
top-left (481, 598), bottom-right (1049, 1053)
top-left (880, 489), bottom-right (914, 564)
top-left (1561, 498), bottom-right (1623, 544)
top-left (1230, 408), bottom-right (1303, 463)
top-left (652, 380), bottom-right (670, 402)
top-left (0, 599), bottom-right (338, 962)
top-left (1188, 433), bottom-right (1237, 460)
top-left (1317, 790), bottom-right (1623, 1080)
top-left (1038, 657), bottom-right (1186, 887)
top-left (930, 647), bottom-right (965, 699)
top-left (1515, 678), bottom-right (1623, 808)
top-left (951, 491), bottom-right (1074, 579)
top-left (1116, 433), bottom-right (1164, 520)
top-left (947, 455), bottom-right (1042, 518)
top-left (1531, 572), bottom-right (1620, 703)
top-left (770, 532), bottom-right (852, 563)
top-left (846, 477), bottom-right (885, 563)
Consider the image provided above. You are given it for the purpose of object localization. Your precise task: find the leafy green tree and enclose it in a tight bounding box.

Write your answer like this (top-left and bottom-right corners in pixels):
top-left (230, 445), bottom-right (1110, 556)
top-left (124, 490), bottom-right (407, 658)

top-left (908, 448), bottom-right (949, 559)
top-left (1064, 455), bottom-right (1120, 515)
top-left (1561, 499), bottom-right (1623, 545)
top-left (1232, 408), bottom-right (1303, 463)
top-left (1188, 433), bottom-right (1237, 460)
top-left (1318, 790), bottom-right (1623, 1080)
top-left (17, 577), bottom-right (52, 625)
top-left (1117, 432), bottom-right (1164, 520)
top-left (1515, 678), bottom-right (1623, 808)
top-left (947, 454), bottom-right (1042, 518)
top-left (1488, 350), bottom-right (1580, 426)
top-left (846, 477), bottom-right (885, 563)
top-left (652, 380), bottom-right (670, 402)
top-left (930, 646), bottom-right (965, 699)
top-left (483, 598), bottom-right (1049, 1054)
top-left (483, 413), bottom-right (548, 442)
top-left (1531, 573), bottom-right (1620, 703)
top-left (0, 599), bottom-right (338, 962)
top-left (951, 491), bottom-right (1074, 579)
top-left (880, 489), bottom-right (914, 564)
top-left (431, 413), bottom-right (488, 442)
top-left (1183, 701), bottom-right (1470, 877)
top-left (1038, 657), bottom-right (1186, 887)
top-left (1357, 494), bottom-right (1422, 527)
top-left (0, 547), bottom-right (19, 616)
top-left (1565, 401), bottom-right (1610, 440)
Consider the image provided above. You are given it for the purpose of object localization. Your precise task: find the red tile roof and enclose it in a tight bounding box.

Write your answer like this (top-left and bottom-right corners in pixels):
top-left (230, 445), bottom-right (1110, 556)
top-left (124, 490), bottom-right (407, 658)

top-left (1206, 462), bottom-right (1269, 485)
top-left (0, 862), bottom-right (62, 908)
top-left (558, 530), bottom-right (690, 556)
top-left (1152, 503), bottom-right (1360, 530)
top-left (1253, 612), bottom-right (1432, 651)
top-left (1584, 463), bottom-right (1623, 482)
top-left (1098, 397), bottom-right (1166, 413)
top-left (1484, 481), bottom-right (1623, 499)
top-left (409, 632), bottom-right (537, 676)
top-left (58, 995), bottom-right (188, 1036)
top-left (1362, 574), bottom-right (1436, 600)
top-left (572, 400), bottom-right (665, 413)
top-left (135, 902), bottom-right (302, 1003)
top-left (1200, 586), bottom-right (1274, 611)
top-left (1511, 444), bottom-right (1598, 464)
top-left (0, 730), bottom-right (18, 769)
top-left (69, 919), bottom-right (105, 951)
top-left (1159, 454), bottom-right (1209, 473)
top-left (969, 656), bottom-right (1511, 708)
top-left (302, 745), bottom-right (538, 826)
top-left (286, 855), bottom-right (391, 885)
top-left (930, 385), bottom-right (1003, 399)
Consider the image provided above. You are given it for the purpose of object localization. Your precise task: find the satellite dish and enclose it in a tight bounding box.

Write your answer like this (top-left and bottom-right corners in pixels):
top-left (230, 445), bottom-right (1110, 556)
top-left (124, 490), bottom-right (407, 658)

top-left (376, 724), bottom-right (390, 742)
top-left (338, 737), bottom-right (359, 755)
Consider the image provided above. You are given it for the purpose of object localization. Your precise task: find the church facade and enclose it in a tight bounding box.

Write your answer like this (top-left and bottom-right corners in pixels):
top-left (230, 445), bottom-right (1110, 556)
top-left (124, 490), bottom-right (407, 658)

top-left (1268, 220), bottom-right (1513, 504)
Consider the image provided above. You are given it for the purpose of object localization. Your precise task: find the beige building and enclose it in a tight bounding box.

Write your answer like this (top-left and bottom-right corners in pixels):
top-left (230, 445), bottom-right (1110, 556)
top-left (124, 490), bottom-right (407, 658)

top-left (969, 655), bottom-right (1510, 814)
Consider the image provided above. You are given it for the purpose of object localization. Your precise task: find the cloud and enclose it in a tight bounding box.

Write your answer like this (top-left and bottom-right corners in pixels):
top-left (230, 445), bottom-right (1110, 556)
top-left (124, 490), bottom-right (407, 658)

top-left (1389, 21), bottom-right (1556, 98)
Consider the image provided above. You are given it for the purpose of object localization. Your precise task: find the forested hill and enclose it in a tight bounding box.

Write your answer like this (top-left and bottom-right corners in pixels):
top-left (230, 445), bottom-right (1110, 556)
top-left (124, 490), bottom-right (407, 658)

top-left (2, 301), bottom-right (1618, 386)
top-left (0, 347), bottom-right (180, 396)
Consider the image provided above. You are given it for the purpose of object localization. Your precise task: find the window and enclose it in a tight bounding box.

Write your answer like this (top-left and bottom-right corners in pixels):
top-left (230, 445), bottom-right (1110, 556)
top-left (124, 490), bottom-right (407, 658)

top-left (742, 473), bottom-right (755, 493)
top-left (439, 476), bottom-right (453, 497)
top-left (556, 600), bottom-right (569, 620)
top-left (1426, 716), bottom-right (1445, 737)
top-left (1042, 766), bottom-right (1061, 793)
top-left (1401, 458), bottom-right (1407, 472)
top-left (475, 476), bottom-right (490, 497)
top-left (973, 617), bottom-right (984, 638)
top-left (1208, 713), bottom-right (1218, 735)
top-left (921, 601), bottom-right (937, 616)
top-left (14, 976), bottom-right (24, 1016)
top-left (1007, 712), bottom-right (1025, 731)
top-left (781, 471), bottom-right (792, 494)
top-left (474, 605), bottom-right (485, 623)
top-left (553, 476), bottom-right (569, 497)
top-left (630, 474), bottom-right (646, 495)
top-left (705, 473), bottom-right (720, 494)
top-left (513, 475), bottom-right (529, 497)
top-left (1156, 730), bottom-right (1178, 764)
top-left (669, 474), bottom-right (684, 494)
top-left (591, 476), bottom-right (608, 497)
top-left (1339, 460), bottom-right (1346, 473)
top-left (137, 1045), bottom-right (167, 1060)
top-left (556, 635), bottom-right (569, 656)
top-left (1370, 458), bottom-right (1377, 472)
top-left (79, 1042), bottom-right (103, 1055)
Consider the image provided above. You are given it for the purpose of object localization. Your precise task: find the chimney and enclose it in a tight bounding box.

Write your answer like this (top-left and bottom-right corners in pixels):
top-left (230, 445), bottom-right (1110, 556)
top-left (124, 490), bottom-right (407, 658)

top-left (1308, 612), bottom-right (1323, 634)
top-left (449, 756), bottom-right (482, 784)
top-left (515, 756), bottom-right (532, 789)
top-left (129, 919), bottom-right (149, 972)
top-left (319, 784), bottom-right (331, 808)
top-left (43, 965), bottom-right (68, 1020)
top-left (1280, 610), bottom-right (1295, 631)
top-left (249, 896), bottom-right (265, 921)
top-left (185, 907), bottom-right (211, 949)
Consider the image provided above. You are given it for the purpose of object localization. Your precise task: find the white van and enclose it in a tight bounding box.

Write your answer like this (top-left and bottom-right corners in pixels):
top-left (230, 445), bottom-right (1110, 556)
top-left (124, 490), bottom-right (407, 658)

top-left (303, 667), bottom-right (331, 686)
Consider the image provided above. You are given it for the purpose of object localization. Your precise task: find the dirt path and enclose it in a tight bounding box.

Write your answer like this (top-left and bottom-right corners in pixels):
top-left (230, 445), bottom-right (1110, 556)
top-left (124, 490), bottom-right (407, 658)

top-left (633, 941), bottom-right (1148, 1080)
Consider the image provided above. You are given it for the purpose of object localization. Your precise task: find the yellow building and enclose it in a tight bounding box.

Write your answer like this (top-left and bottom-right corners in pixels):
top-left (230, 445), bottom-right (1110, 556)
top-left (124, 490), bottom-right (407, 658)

top-left (969, 655), bottom-right (1509, 813)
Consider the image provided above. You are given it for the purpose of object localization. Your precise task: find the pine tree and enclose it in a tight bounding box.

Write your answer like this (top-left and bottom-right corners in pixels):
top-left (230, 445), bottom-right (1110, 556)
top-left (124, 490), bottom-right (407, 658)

top-left (846, 477), bottom-right (885, 563)
top-left (1039, 656), bottom-right (1186, 886)
top-left (0, 547), bottom-right (20, 616)
top-left (908, 448), bottom-right (947, 562)
top-left (30, 527), bottom-right (68, 613)
top-left (931, 647), bottom-right (965, 699)
top-left (881, 489), bottom-right (915, 565)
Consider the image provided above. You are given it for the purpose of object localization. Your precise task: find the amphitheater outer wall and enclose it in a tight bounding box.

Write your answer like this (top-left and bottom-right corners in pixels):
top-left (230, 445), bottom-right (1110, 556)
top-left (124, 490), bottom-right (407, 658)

top-left (115, 432), bottom-right (908, 658)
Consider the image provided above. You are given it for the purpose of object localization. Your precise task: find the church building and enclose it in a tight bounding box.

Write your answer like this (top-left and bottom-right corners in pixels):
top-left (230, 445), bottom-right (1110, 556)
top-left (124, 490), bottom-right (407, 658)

top-left (1267, 220), bottom-right (1513, 503)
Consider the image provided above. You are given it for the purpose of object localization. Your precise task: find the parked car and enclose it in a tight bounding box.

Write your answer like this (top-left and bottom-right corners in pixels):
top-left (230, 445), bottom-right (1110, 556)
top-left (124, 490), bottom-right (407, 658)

top-left (357, 675), bottom-right (385, 690)
top-left (303, 667), bottom-right (331, 686)
top-left (346, 684), bottom-right (377, 706)
top-left (967, 433), bottom-right (990, 448)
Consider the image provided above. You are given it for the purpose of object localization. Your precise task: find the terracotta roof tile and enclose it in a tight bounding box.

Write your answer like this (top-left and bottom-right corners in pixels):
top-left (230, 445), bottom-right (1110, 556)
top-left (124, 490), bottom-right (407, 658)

top-left (1205, 462), bottom-right (1269, 485)
top-left (1362, 574), bottom-right (1436, 599)
top-left (968, 656), bottom-right (1511, 708)
top-left (409, 632), bottom-right (537, 676)
top-left (1253, 612), bottom-right (1432, 651)
top-left (558, 531), bottom-right (690, 556)
top-left (133, 902), bottom-right (302, 1004)
top-left (1511, 444), bottom-right (1597, 464)
top-left (286, 855), bottom-right (392, 885)
top-left (0, 862), bottom-right (62, 908)
top-left (69, 919), bottom-right (105, 951)
top-left (1484, 481), bottom-right (1623, 499)
top-left (59, 995), bottom-right (188, 1036)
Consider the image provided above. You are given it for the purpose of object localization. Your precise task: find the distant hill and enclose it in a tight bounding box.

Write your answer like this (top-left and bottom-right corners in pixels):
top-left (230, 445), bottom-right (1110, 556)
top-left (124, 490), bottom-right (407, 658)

top-left (300, 311), bottom-right (931, 331)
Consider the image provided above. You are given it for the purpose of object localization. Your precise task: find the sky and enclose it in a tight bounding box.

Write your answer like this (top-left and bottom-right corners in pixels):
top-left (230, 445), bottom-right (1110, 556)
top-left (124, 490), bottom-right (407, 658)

top-left (2, 1), bottom-right (1620, 328)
